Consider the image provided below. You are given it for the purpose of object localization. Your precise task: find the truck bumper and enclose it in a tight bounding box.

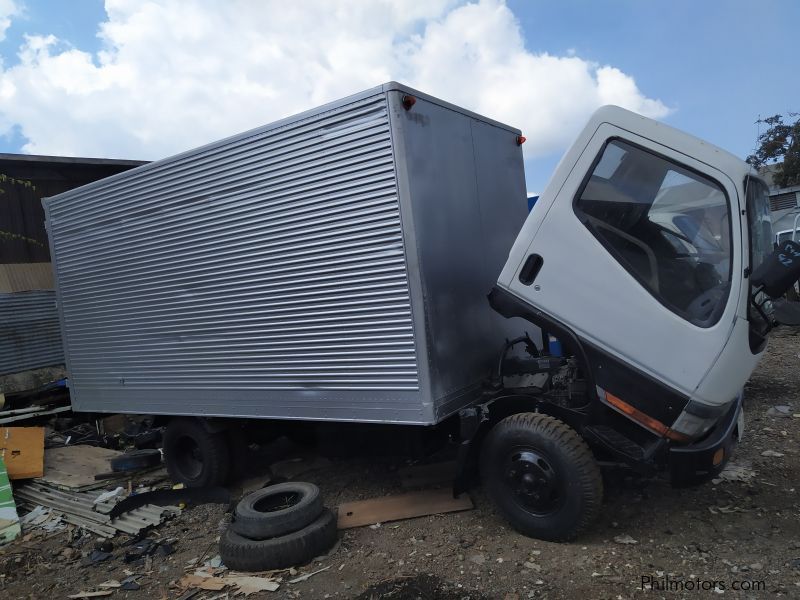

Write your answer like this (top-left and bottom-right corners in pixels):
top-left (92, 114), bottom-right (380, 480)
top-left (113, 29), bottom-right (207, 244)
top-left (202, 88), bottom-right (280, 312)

top-left (667, 396), bottom-right (742, 487)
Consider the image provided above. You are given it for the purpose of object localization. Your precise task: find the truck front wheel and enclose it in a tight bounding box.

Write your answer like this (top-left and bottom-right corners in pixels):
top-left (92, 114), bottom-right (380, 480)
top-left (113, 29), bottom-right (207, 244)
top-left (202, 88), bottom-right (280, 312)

top-left (163, 418), bottom-right (231, 487)
top-left (480, 412), bottom-right (602, 541)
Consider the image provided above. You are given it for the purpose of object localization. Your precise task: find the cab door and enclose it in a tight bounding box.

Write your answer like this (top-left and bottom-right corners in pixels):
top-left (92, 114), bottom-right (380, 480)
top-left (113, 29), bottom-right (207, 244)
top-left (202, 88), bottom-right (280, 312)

top-left (497, 107), bottom-right (743, 405)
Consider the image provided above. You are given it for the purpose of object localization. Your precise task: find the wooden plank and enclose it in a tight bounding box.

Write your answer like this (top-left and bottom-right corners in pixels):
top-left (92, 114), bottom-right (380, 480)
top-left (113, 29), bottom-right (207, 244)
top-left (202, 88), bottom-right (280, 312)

top-left (36, 445), bottom-right (123, 491)
top-left (0, 427), bottom-right (45, 479)
top-left (179, 575), bottom-right (227, 591)
top-left (336, 489), bottom-right (473, 529)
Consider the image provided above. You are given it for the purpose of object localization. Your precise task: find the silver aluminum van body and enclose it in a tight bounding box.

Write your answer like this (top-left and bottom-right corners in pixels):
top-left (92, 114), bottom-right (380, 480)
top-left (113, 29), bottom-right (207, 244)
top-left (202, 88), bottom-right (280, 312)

top-left (43, 83), bottom-right (527, 425)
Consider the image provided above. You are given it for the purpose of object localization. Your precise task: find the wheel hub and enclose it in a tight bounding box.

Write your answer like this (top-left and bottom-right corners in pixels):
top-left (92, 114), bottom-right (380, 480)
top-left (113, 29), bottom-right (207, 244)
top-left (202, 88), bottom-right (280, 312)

top-left (505, 449), bottom-right (562, 514)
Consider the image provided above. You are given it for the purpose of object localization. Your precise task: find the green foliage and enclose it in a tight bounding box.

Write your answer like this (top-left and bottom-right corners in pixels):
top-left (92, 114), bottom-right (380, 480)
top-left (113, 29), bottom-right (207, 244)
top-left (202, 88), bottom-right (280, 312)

top-left (746, 113), bottom-right (800, 188)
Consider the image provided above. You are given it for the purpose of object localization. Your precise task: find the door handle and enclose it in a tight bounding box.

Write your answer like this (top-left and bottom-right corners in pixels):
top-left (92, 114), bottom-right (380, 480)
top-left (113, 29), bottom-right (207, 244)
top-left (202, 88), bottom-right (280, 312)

top-left (518, 254), bottom-right (543, 285)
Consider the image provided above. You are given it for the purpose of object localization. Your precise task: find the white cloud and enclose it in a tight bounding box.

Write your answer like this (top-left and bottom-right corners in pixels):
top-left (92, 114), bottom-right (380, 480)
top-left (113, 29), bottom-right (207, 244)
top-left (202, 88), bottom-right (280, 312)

top-left (0, 0), bottom-right (669, 161)
top-left (0, 0), bottom-right (18, 42)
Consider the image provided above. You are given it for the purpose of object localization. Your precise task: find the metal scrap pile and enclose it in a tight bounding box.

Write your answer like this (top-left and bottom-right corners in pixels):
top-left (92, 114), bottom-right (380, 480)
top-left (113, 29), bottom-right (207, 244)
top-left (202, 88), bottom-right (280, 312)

top-left (14, 482), bottom-right (181, 538)
top-left (0, 378), bottom-right (71, 426)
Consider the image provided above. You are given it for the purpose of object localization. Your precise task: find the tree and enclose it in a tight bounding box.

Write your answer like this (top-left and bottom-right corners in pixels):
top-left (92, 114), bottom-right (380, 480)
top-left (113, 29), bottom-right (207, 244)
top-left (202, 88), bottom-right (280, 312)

top-left (747, 113), bottom-right (800, 188)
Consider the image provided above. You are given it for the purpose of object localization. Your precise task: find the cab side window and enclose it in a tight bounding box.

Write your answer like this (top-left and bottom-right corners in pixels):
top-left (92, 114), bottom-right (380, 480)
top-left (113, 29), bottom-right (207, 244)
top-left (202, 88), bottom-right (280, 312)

top-left (574, 140), bottom-right (732, 327)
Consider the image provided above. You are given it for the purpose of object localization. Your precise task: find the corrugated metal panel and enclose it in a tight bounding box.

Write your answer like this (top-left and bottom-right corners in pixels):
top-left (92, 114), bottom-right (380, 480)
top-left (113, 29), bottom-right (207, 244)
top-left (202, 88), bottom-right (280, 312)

top-left (770, 191), bottom-right (798, 212)
top-left (46, 92), bottom-right (420, 417)
top-left (0, 290), bottom-right (64, 375)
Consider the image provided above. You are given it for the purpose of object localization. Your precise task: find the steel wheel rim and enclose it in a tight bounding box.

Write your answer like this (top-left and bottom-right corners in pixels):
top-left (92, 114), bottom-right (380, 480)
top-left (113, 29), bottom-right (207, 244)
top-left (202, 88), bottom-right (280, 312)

top-left (504, 447), bottom-right (565, 515)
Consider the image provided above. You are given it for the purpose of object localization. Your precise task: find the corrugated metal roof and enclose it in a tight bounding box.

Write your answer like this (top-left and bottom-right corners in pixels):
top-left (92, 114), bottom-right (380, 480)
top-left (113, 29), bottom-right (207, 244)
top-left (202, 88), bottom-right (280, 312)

top-left (769, 191), bottom-right (798, 212)
top-left (0, 153), bottom-right (146, 168)
top-left (0, 290), bottom-right (64, 376)
top-left (14, 482), bottom-right (181, 537)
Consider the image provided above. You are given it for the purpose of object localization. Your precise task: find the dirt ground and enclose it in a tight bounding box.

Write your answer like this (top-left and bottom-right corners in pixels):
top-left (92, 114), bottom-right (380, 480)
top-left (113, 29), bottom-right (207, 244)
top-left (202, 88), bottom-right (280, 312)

top-left (3, 330), bottom-right (800, 599)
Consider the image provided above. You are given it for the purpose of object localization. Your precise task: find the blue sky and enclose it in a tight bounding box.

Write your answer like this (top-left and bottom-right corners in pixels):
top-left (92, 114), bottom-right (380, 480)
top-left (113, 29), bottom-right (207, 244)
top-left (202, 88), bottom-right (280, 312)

top-left (508, 0), bottom-right (799, 189)
top-left (0, 1), bottom-right (796, 193)
top-left (1, 2), bottom-right (105, 55)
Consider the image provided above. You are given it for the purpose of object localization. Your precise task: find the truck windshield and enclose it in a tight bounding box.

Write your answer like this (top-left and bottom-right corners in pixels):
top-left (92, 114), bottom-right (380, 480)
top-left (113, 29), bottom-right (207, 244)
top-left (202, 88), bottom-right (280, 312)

top-left (746, 177), bottom-right (773, 274)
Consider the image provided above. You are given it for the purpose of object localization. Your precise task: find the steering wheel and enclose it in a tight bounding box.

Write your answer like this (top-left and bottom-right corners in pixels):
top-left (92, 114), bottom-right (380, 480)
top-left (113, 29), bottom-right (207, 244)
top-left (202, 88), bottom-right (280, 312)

top-left (686, 284), bottom-right (728, 325)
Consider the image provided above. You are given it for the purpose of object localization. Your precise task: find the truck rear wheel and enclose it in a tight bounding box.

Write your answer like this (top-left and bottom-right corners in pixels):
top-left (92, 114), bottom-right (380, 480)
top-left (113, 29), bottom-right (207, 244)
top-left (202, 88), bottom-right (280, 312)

top-left (164, 418), bottom-right (230, 487)
top-left (480, 412), bottom-right (602, 541)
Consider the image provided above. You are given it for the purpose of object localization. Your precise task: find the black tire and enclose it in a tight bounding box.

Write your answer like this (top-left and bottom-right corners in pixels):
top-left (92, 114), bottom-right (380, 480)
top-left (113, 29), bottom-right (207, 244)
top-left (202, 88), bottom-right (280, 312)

top-left (110, 449), bottom-right (162, 472)
top-left (480, 412), bottom-right (602, 541)
top-left (231, 482), bottom-right (323, 539)
top-left (163, 418), bottom-right (230, 488)
top-left (220, 508), bottom-right (338, 571)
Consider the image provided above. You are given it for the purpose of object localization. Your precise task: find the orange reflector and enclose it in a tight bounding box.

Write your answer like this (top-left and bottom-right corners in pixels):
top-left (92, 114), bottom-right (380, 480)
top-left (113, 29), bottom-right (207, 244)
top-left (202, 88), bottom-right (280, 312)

top-left (401, 95), bottom-right (416, 110)
top-left (603, 391), bottom-right (688, 442)
top-left (516, 135), bottom-right (526, 146)
top-left (712, 448), bottom-right (724, 466)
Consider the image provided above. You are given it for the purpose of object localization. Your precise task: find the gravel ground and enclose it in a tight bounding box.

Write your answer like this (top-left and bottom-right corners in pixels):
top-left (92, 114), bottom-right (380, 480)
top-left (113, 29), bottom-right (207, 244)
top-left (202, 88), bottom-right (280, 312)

top-left (2, 329), bottom-right (800, 599)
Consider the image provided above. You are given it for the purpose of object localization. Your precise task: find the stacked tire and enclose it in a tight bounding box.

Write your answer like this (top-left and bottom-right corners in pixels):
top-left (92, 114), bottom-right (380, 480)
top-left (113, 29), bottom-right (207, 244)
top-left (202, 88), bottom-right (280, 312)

top-left (220, 482), bottom-right (338, 571)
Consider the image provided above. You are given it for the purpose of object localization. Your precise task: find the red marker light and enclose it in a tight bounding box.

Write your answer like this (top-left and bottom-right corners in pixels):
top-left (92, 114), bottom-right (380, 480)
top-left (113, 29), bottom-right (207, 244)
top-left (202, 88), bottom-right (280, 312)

top-left (516, 135), bottom-right (526, 146)
top-left (402, 95), bottom-right (416, 110)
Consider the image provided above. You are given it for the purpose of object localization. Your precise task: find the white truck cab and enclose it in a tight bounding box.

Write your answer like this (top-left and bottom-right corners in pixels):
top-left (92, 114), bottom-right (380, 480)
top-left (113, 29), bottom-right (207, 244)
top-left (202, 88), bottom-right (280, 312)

top-left (466, 106), bottom-right (800, 541)
top-left (504, 106), bottom-right (767, 423)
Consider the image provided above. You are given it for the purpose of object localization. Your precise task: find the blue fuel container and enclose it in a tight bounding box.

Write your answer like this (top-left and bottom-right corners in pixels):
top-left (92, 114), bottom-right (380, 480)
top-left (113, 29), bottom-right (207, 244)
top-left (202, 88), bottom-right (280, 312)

top-left (548, 334), bottom-right (563, 357)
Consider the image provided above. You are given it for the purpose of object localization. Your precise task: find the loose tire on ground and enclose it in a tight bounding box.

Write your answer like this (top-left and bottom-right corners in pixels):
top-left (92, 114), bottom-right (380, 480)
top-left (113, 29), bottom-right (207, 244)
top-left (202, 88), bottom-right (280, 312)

top-left (231, 482), bottom-right (323, 539)
top-left (480, 412), bottom-right (602, 541)
top-left (163, 418), bottom-right (230, 488)
top-left (220, 508), bottom-right (338, 571)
